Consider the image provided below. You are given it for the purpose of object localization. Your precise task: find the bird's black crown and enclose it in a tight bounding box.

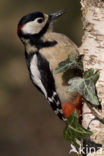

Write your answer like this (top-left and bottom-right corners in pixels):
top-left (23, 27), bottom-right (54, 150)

top-left (18, 12), bottom-right (44, 27)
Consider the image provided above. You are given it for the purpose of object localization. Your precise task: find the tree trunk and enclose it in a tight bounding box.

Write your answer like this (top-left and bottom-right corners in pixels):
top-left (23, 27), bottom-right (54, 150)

top-left (79, 0), bottom-right (104, 155)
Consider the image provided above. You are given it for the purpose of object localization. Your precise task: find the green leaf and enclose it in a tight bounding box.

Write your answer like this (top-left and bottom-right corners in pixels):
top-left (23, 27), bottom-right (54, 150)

top-left (55, 55), bottom-right (83, 74)
top-left (64, 110), bottom-right (92, 146)
top-left (84, 69), bottom-right (99, 84)
top-left (67, 69), bottom-right (100, 106)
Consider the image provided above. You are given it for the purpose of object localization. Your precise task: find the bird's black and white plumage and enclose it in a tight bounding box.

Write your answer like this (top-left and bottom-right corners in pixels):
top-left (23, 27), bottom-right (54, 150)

top-left (25, 50), bottom-right (63, 119)
top-left (17, 10), bottom-right (81, 120)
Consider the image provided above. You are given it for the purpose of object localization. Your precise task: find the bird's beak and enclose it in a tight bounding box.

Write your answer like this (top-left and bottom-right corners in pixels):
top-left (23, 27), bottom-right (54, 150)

top-left (49, 9), bottom-right (66, 21)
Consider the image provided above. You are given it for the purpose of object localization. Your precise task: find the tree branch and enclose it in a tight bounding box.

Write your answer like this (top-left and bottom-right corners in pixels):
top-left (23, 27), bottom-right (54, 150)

top-left (79, 0), bottom-right (104, 155)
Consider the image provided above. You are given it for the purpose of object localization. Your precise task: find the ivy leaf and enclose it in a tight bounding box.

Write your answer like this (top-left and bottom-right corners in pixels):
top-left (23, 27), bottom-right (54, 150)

top-left (67, 69), bottom-right (100, 106)
top-left (55, 55), bottom-right (83, 74)
top-left (64, 110), bottom-right (92, 146)
top-left (84, 69), bottom-right (99, 85)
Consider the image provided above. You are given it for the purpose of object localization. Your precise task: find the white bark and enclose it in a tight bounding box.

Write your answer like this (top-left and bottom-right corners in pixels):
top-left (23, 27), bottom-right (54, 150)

top-left (79, 0), bottom-right (104, 155)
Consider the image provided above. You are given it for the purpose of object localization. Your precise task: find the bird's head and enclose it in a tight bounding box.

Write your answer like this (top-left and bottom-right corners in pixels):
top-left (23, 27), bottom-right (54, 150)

top-left (17, 10), bottom-right (66, 40)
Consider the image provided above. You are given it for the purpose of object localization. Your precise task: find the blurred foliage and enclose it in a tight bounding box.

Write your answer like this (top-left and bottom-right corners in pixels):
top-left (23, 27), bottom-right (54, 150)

top-left (0, 0), bottom-right (82, 156)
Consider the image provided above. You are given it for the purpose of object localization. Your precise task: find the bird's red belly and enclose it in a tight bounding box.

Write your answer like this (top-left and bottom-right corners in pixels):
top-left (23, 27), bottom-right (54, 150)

top-left (61, 93), bottom-right (82, 121)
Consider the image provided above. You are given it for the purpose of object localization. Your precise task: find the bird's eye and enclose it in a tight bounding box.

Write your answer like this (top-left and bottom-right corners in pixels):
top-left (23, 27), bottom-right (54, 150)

top-left (37, 18), bottom-right (43, 23)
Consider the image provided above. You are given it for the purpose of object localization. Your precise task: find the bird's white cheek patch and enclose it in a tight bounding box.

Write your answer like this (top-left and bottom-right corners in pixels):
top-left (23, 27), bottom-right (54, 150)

top-left (22, 20), bottom-right (45, 35)
top-left (30, 54), bottom-right (47, 98)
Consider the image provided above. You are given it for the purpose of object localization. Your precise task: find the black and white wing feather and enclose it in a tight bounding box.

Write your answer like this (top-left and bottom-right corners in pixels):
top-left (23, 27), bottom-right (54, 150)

top-left (25, 51), bottom-right (64, 120)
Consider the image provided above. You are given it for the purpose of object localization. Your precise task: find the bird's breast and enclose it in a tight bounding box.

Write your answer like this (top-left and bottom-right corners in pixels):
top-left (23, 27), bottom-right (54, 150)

top-left (39, 32), bottom-right (78, 103)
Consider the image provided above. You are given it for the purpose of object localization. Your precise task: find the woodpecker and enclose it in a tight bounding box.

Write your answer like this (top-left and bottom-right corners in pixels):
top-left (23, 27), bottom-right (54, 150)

top-left (17, 10), bottom-right (82, 120)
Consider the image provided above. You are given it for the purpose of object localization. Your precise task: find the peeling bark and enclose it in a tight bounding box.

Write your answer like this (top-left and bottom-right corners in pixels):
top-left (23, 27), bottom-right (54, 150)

top-left (79, 0), bottom-right (104, 155)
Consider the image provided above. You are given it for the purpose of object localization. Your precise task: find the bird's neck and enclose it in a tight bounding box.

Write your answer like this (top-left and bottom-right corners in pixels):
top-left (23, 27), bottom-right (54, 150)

top-left (24, 39), bottom-right (38, 54)
top-left (24, 31), bottom-right (57, 55)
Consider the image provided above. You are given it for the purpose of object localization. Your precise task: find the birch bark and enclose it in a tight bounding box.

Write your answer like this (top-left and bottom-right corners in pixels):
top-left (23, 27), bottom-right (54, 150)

top-left (79, 0), bottom-right (104, 155)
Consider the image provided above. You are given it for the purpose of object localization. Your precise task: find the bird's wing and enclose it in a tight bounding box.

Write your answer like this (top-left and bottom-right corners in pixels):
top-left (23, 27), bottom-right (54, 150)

top-left (26, 51), bottom-right (64, 120)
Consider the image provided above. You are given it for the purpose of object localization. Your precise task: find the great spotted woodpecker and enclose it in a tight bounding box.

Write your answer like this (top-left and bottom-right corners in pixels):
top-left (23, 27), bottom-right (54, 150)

top-left (17, 10), bottom-right (82, 120)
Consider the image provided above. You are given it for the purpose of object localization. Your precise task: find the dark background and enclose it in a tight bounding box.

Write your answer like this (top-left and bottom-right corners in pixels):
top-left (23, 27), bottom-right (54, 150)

top-left (0, 0), bottom-right (83, 156)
